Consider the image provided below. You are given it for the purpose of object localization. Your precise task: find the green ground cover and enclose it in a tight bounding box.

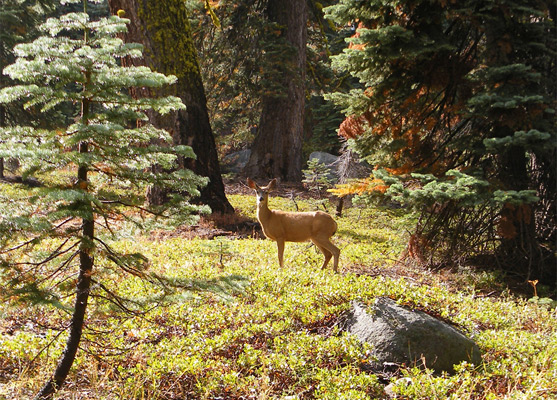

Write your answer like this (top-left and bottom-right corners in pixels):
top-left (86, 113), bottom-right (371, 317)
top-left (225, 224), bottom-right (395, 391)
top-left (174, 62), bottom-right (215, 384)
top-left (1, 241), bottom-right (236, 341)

top-left (0, 184), bottom-right (555, 399)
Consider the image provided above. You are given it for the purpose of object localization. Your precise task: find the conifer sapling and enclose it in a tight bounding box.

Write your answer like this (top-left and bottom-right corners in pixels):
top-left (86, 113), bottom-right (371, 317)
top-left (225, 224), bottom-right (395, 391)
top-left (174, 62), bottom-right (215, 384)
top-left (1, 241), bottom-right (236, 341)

top-left (0, 0), bottom-right (207, 397)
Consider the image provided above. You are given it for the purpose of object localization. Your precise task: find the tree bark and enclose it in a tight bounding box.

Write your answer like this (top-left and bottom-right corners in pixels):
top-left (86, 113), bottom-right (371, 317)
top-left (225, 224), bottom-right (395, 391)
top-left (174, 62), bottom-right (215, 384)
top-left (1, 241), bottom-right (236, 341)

top-left (0, 105), bottom-right (5, 179)
top-left (36, 138), bottom-right (94, 399)
top-left (108, 0), bottom-right (233, 214)
top-left (36, 203), bottom-right (94, 399)
top-left (243, 0), bottom-right (307, 182)
top-left (496, 144), bottom-right (550, 282)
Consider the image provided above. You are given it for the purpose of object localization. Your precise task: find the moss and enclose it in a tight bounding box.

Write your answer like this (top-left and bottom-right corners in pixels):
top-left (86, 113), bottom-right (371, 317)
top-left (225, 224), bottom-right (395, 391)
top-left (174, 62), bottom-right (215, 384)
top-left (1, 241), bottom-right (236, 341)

top-left (137, 0), bottom-right (201, 85)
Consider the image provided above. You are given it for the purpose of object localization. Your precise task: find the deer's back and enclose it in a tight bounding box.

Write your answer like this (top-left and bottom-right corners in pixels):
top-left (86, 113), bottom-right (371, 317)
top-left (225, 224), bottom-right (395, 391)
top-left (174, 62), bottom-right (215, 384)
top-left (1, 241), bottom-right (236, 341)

top-left (261, 210), bottom-right (337, 242)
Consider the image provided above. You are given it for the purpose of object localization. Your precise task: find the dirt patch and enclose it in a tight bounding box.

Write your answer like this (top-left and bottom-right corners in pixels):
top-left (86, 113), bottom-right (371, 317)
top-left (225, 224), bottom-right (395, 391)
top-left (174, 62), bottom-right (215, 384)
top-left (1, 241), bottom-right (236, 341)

top-left (0, 175), bottom-right (41, 187)
top-left (151, 211), bottom-right (263, 240)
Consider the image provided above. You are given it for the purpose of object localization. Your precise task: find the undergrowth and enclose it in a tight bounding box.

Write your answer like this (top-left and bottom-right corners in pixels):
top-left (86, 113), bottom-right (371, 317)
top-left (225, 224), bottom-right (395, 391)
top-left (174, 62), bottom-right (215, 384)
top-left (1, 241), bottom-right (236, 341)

top-left (0, 183), bottom-right (556, 399)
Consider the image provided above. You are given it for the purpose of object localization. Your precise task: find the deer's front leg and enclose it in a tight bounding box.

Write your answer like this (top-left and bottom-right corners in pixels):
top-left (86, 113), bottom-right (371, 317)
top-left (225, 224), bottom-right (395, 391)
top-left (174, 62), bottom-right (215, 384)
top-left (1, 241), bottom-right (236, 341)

top-left (276, 239), bottom-right (285, 268)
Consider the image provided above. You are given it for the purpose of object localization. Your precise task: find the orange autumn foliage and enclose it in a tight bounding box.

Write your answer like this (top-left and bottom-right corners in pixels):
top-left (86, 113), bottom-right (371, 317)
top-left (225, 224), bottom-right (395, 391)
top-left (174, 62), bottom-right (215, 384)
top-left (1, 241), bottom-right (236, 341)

top-left (347, 22), bottom-right (366, 51)
top-left (338, 115), bottom-right (368, 139)
top-left (338, 84), bottom-right (464, 179)
top-left (497, 204), bottom-right (533, 239)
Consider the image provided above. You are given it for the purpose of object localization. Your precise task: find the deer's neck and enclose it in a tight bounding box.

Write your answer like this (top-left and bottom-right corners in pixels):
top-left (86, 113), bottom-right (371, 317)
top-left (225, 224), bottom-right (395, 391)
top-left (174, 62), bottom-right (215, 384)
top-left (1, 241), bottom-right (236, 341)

top-left (257, 200), bottom-right (272, 222)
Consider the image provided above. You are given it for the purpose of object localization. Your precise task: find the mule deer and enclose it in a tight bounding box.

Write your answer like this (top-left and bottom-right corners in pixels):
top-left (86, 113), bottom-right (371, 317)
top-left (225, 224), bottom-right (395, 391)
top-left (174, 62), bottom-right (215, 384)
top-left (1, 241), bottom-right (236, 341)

top-left (247, 178), bottom-right (340, 272)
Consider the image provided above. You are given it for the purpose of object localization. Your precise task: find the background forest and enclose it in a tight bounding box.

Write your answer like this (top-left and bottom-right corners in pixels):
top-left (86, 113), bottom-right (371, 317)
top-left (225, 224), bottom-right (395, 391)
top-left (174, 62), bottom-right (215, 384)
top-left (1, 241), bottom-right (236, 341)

top-left (0, 0), bottom-right (555, 399)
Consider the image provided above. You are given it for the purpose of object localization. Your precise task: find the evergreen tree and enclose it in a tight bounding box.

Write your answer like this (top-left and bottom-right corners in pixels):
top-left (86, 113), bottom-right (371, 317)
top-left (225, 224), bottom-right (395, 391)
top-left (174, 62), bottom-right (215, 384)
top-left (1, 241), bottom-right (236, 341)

top-left (187, 0), bottom-right (270, 155)
top-left (305, 0), bottom-right (353, 155)
top-left (0, 0), bottom-right (55, 177)
top-left (0, 0), bottom-right (206, 397)
top-left (325, 0), bottom-right (556, 285)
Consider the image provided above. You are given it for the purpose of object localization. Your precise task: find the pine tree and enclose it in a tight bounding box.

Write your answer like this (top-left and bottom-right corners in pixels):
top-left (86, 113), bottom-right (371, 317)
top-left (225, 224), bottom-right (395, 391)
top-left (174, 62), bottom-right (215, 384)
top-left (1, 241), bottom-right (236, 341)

top-left (187, 0), bottom-right (270, 155)
top-left (325, 0), bottom-right (556, 285)
top-left (0, 0), bottom-right (55, 178)
top-left (0, 0), bottom-right (206, 397)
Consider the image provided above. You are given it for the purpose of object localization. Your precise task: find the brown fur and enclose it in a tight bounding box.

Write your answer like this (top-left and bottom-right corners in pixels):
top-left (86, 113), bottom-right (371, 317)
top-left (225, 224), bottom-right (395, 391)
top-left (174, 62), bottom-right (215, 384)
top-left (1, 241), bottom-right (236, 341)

top-left (247, 178), bottom-right (340, 272)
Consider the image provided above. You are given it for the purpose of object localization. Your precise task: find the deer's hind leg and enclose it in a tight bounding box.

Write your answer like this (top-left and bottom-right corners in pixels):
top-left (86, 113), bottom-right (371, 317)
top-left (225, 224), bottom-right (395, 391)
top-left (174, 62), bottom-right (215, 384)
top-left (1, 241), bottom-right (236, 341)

top-left (311, 239), bottom-right (333, 270)
top-left (312, 237), bottom-right (340, 272)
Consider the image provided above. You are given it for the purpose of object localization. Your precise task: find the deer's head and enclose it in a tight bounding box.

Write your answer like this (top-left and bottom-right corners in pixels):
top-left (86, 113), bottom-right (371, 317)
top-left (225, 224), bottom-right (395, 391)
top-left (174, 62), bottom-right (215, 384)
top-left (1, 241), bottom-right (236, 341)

top-left (247, 178), bottom-right (276, 206)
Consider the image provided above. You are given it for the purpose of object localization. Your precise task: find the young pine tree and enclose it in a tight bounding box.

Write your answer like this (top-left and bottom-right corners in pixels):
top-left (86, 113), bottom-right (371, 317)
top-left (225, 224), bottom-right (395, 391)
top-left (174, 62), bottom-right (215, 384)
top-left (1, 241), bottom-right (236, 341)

top-left (0, 0), bottom-right (207, 397)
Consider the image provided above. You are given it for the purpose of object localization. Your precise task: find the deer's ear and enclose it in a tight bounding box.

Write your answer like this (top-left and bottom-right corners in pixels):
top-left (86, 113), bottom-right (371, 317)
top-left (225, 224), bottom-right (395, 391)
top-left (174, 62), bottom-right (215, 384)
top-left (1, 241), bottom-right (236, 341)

top-left (268, 178), bottom-right (277, 190)
top-left (247, 178), bottom-right (258, 189)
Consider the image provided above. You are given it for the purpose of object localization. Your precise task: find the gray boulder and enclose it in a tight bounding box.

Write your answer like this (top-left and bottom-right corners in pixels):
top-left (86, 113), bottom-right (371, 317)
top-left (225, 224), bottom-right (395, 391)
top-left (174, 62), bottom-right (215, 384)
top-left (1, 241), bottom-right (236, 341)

top-left (343, 297), bottom-right (482, 373)
top-left (222, 149), bottom-right (251, 173)
top-left (309, 151), bottom-right (339, 166)
top-left (308, 151), bottom-right (340, 182)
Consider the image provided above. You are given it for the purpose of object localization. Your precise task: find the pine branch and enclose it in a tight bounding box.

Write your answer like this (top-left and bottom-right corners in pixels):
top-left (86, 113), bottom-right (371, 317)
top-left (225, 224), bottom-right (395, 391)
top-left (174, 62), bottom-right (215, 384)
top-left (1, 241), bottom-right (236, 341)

top-left (0, 218), bottom-right (76, 254)
top-left (37, 248), bottom-right (80, 286)
top-left (91, 280), bottom-right (147, 315)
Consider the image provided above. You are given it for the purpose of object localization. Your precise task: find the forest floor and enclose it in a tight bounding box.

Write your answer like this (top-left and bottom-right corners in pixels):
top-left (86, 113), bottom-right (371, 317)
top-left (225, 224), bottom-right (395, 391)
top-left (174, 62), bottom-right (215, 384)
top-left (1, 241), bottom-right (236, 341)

top-left (1, 177), bottom-right (556, 399)
top-left (177, 180), bottom-right (526, 298)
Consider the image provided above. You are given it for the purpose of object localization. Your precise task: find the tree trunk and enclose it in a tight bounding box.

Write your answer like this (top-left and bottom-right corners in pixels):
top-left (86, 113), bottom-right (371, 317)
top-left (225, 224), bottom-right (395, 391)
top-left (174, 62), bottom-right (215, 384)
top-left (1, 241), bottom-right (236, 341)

top-left (496, 144), bottom-right (544, 280)
top-left (108, 0), bottom-right (233, 214)
top-left (243, 0), bottom-right (307, 182)
top-left (36, 138), bottom-right (94, 399)
top-left (0, 105), bottom-right (5, 179)
top-left (36, 210), bottom-right (94, 399)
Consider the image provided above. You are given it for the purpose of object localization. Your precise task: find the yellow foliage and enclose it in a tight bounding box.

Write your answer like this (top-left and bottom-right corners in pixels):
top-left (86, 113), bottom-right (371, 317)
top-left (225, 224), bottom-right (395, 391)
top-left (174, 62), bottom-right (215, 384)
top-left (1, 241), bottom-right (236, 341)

top-left (204, 0), bottom-right (221, 28)
top-left (329, 177), bottom-right (388, 197)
